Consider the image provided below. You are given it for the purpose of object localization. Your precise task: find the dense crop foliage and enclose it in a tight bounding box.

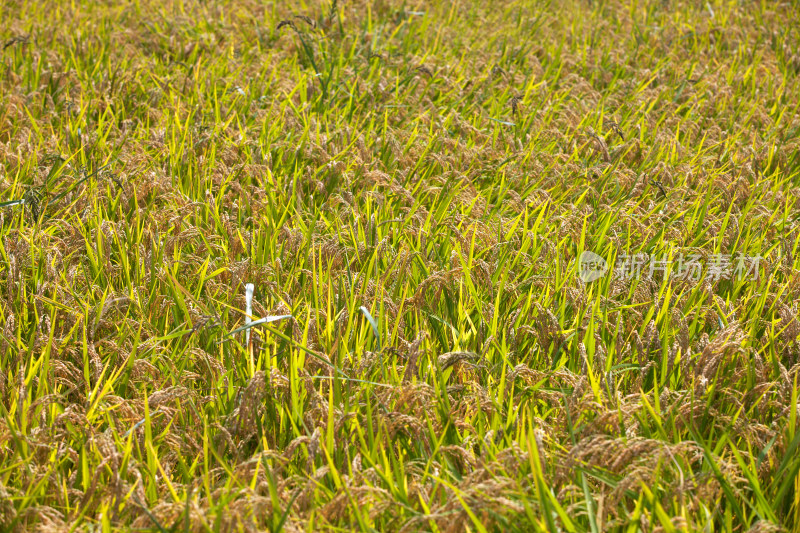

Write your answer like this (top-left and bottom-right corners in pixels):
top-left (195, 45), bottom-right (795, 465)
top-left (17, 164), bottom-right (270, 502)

top-left (1, 0), bottom-right (800, 530)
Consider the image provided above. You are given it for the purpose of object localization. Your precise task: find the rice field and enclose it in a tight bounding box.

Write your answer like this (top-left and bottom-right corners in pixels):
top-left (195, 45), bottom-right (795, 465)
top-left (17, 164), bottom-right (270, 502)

top-left (1, 0), bottom-right (800, 530)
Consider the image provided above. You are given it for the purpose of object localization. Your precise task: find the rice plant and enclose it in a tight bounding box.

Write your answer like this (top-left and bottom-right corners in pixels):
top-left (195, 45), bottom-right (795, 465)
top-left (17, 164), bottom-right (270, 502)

top-left (1, 0), bottom-right (799, 531)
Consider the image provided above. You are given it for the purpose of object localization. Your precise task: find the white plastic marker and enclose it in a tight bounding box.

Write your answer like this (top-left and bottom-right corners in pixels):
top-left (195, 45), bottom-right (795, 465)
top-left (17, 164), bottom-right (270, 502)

top-left (245, 283), bottom-right (254, 347)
